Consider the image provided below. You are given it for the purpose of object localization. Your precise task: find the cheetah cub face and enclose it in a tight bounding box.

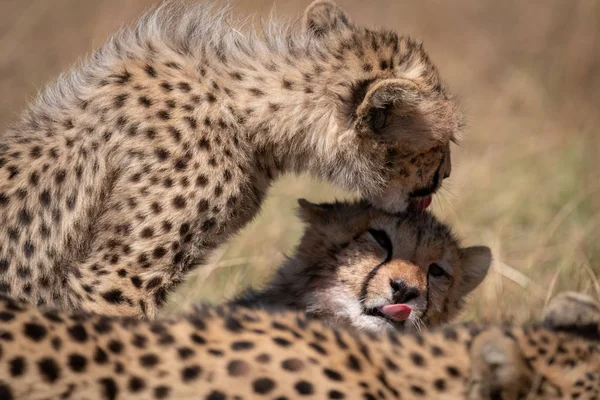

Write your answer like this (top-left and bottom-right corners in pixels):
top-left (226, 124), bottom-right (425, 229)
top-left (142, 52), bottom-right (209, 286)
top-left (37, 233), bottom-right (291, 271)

top-left (304, 0), bottom-right (461, 212)
top-left (244, 200), bottom-right (491, 333)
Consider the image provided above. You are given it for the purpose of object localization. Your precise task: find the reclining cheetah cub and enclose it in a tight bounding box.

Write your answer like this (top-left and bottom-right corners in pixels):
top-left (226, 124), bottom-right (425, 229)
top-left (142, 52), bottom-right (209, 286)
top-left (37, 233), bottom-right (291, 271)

top-left (236, 199), bottom-right (491, 332)
top-left (0, 292), bottom-right (598, 400)
top-left (0, 0), bottom-right (462, 318)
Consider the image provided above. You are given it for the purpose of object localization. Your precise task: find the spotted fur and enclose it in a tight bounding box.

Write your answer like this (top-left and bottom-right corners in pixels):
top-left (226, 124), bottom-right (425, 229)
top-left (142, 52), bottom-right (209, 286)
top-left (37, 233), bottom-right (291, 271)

top-left (0, 292), bottom-right (598, 399)
top-left (0, 0), bottom-right (461, 318)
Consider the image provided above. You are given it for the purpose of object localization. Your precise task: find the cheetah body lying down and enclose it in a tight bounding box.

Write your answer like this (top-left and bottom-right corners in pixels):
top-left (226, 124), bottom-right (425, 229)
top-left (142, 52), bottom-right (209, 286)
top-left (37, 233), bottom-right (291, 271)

top-left (0, 292), bottom-right (598, 400)
top-left (0, 0), bottom-right (461, 318)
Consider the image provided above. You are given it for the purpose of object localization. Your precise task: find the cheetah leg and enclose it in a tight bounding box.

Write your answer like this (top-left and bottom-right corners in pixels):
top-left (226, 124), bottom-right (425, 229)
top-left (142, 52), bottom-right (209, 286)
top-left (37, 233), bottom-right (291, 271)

top-left (467, 328), bottom-right (533, 400)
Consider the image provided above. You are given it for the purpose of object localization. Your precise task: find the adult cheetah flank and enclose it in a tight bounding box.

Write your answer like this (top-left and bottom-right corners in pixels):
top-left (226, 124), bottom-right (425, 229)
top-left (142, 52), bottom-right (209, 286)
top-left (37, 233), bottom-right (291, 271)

top-left (236, 199), bottom-right (491, 333)
top-left (0, 0), bottom-right (461, 317)
top-left (0, 292), bottom-right (598, 399)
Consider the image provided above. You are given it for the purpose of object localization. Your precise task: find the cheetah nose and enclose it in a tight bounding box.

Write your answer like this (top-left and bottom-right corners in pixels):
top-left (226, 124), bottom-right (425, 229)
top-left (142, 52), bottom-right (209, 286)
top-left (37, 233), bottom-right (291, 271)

top-left (390, 280), bottom-right (420, 304)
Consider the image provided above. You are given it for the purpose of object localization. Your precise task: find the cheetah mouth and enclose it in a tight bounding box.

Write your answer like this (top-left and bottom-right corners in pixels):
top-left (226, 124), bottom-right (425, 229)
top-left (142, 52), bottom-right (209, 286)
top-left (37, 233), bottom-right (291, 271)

top-left (365, 304), bottom-right (412, 325)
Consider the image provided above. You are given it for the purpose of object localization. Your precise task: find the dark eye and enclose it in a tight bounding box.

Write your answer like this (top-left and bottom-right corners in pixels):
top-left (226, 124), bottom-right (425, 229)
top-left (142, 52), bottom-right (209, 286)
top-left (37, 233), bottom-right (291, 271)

top-left (370, 108), bottom-right (388, 131)
top-left (368, 229), bottom-right (392, 253)
top-left (428, 263), bottom-right (446, 278)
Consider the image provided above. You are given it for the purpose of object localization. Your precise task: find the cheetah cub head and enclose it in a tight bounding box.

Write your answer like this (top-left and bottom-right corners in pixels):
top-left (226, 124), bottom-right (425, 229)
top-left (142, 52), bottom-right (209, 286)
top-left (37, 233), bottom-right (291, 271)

top-left (242, 200), bottom-right (491, 333)
top-left (303, 0), bottom-right (462, 212)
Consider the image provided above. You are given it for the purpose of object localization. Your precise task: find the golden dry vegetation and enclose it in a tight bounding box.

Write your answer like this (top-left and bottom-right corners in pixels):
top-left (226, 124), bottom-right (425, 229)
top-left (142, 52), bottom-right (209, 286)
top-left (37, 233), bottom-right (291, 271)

top-left (1, 0), bottom-right (598, 325)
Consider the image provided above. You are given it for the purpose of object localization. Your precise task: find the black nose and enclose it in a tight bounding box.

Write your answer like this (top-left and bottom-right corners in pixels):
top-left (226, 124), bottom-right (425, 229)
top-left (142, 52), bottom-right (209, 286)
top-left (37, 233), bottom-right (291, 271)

top-left (390, 280), bottom-right (420, 304)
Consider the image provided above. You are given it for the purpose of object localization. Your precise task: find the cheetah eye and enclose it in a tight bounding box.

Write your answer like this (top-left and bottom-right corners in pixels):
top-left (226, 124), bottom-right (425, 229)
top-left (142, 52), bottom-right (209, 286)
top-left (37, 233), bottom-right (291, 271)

top-left (369, 108), bottom-right (388, 132)
top-left (367, 229), bottom-right (392, 254)
top-left (428, 263), bottom-right (447, 278)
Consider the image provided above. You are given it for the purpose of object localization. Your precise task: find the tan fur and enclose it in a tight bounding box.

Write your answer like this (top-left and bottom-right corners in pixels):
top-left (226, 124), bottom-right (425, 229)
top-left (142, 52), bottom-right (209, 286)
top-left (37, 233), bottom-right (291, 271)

top-left (0, 292), bottom-right (598, 399)
top-left (238, 200), bottom-right (491, 332)
top-left (0, 0), bottom-right (461, 318)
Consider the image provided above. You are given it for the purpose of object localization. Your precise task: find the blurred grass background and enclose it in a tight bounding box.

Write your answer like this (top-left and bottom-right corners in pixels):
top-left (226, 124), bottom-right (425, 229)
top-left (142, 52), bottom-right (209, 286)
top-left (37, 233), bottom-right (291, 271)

top-left (1, 0), bottom-right (598, 324)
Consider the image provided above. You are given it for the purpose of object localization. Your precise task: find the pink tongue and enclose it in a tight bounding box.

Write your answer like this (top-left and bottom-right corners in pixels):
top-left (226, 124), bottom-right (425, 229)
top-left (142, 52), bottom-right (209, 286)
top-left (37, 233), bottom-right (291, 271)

top-left (416, 196), bottom-right (432, 210)
top-left (380, 304), bottom-right (412, 321)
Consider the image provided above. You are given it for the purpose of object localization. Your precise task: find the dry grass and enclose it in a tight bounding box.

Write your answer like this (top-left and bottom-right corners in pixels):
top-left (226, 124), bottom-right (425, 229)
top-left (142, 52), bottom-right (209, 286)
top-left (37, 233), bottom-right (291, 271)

top-left (1, 0), bottom-right (598, 325)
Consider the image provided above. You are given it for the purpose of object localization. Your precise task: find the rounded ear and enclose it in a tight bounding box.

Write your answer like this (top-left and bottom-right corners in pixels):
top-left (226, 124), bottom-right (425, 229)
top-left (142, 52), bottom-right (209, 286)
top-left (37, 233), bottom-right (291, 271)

top-left (297, 198), bottom-right (329, 224)
top-left (354, 79), bottom-right (420, 134)
top-left (542, 292), bottom-right (600, 341)
top-left (458, 246), bottom-right (492, 297)
top-left (303, 0), bottom-right (354, 37)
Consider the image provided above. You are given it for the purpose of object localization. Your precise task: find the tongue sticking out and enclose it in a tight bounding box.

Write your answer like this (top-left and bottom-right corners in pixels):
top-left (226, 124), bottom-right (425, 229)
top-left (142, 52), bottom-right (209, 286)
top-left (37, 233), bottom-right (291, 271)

top-left (409, 196), bottom-right (432, 211)
top-left (379, 304), bottom-right (412, 321)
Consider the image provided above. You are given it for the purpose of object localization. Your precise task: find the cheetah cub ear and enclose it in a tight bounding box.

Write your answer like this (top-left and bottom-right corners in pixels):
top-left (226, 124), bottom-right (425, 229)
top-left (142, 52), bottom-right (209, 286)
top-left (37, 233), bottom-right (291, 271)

top-left (303, 0), bottom-right (355, 36)
top-left (542, 291), bottom-right (600, 341)
top-left (353, 78), bottom-right (433, 145)
top-left (458, 246), bottom-right (492, 297)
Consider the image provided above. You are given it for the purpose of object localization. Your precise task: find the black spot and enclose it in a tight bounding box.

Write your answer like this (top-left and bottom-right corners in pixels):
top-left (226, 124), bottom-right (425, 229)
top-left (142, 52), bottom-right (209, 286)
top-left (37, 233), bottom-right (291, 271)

top-left (309, 342), bottom-right (328, 355)
top-left (295, 380), bottom-right (314, 395)
top-left (253, 377), bottom-right (276, 394)
top-left (0, 193), bottom-right (9, 207)
top-left (434, 379), bottom-right (446, 391)
top-left (446, 365), bottom-right (461, 377)
top-left (273, 337), bottom-right (292, 347)
top-left (324, 368), bottom-right (344, 381)
top-left (139, 96), bottom-right (152, 107)
top-left (144, 64), bottom-right (157, 78)
top-left (24, 322), bottom-right (47, 341)
top-left (99, 377), bottom-right (119, 400)
top-left (347, 354), bottom-right (362, 372)
top-left (132, 334), bottom-right (148, 349)
top-left (18, 209), bottom-right (32, 225)
top-left (68, 354), bottom-right (87, 372)
top-left (172, 195), bottom-right (186, 209)
top-left (140, 354), bottom-right (159, 368)
top-left (94, 346), bottom-right (109, 364)
top-left (157, 110), bottom-right (170, 120)
top-left (206, 391), bottom-right (227, 400)
top-left (154, 386), bottom-right (170, 399)
top-left (201, 218), bottom-right (216, 232)
top-left (54, 169), bottom-right (67, 185)
top-left (281, 358), bottom-right (304, 372)
top-left (23, 241), bottom-right (35, 258)
top-left (0, 311), bottom-right (14, 321)
top-left (108, 340), bottom-right (124, 354)
top-left (128, 376), bottom-right (146, 392)
top-left (40, 190), bottom-right (51, 207)
top-left (114, 93), bottom-right (128, 108)
top-left (329, 390), bottom-right (345, 399)
top-left (442, 327), bottom-right (458, 341)
top-left (68, 324), bottom-right (88, 342)
top-left (9, 357), bottom-right (26, 377)
top-left (411, 386), bottom-right (426, 396)
top-left (38, 358), bottom-right (61, 382)
top-left (410, 352), bottom-right (426, 367)
top-left (102, 289), bottom-right (125, 304)
top-left (225, 316), bottom-right (243, 333)
top-left (0, 384), bottom-right (13, 400)
top-left (231, 341), bottom-right (254, 351)
top-left (181, 365), bottom-right (202, 382)
top-left (178, 82), bottom-right (192, 92)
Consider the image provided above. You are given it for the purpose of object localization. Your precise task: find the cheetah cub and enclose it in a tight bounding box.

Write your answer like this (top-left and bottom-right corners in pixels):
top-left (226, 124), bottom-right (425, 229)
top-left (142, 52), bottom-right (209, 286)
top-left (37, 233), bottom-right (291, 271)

top-left (237, 200), bottom-right (491, 332)
top-left (0, 0), bottom-right (461, 317)
top-left (0, 292), bottom-right (598, 400)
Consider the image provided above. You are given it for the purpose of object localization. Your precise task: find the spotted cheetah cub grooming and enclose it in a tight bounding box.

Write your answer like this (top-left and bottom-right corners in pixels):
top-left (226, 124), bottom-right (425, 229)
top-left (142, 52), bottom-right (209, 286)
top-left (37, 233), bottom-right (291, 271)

top-left (0, 292), bottom-right (598, 399)
top-left (236, 200), bottom-right (491, 333)
top-left (0, 0), bottom-right (461, 318)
